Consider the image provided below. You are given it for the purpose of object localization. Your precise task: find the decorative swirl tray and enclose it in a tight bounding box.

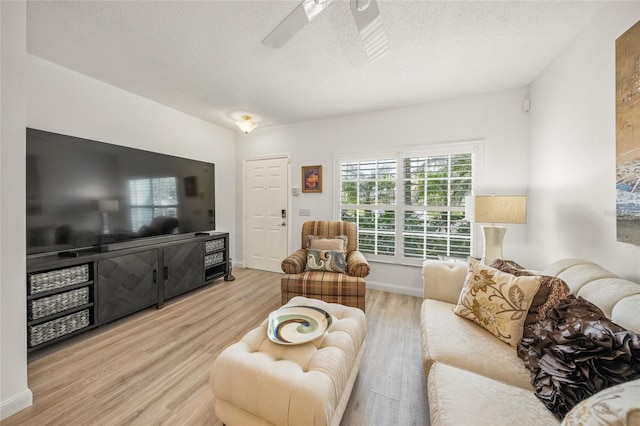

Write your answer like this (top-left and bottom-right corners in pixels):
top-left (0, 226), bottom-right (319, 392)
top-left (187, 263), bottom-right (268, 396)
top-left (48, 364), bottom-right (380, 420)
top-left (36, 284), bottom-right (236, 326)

top-left (267, 306), bottom-right (333, 345)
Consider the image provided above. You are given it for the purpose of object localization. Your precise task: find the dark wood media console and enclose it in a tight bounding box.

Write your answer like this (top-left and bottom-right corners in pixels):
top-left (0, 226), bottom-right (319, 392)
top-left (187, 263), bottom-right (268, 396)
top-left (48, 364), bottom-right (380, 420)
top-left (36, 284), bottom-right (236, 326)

top-left (26, 232), bottom-right (231, 352)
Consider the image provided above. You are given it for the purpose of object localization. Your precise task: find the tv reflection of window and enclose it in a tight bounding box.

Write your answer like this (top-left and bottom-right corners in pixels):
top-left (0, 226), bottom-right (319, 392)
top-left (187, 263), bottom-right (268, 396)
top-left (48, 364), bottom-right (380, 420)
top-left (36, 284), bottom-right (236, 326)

top-left (129, 177), bottom-right (178, 231)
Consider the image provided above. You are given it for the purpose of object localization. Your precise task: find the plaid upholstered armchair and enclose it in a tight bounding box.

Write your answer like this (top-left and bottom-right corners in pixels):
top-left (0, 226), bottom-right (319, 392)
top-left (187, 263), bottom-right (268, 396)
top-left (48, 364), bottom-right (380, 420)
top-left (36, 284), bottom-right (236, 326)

top-left (281, 221), bottom-right (370, 312)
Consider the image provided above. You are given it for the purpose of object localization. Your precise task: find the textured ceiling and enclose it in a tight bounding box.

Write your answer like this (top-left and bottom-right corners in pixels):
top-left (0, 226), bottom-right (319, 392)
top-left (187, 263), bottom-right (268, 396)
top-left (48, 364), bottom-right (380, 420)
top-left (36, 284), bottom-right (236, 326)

top-left (27, 0), bottom-right (606, 132)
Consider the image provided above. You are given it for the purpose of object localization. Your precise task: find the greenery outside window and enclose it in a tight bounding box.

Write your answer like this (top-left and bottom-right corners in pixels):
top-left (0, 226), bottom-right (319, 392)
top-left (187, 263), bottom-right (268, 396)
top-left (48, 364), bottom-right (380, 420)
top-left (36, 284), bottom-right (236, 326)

top-left (337, 143), bottom-right (479, 264)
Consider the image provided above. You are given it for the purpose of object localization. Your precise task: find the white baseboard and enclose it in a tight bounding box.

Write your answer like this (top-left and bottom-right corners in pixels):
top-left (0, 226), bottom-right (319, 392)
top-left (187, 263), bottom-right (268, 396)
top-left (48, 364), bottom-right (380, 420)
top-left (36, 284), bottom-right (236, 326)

top-left (0, 389), bottom-right (33, 421)
top-left (366, 280), bottom-right (423, 298)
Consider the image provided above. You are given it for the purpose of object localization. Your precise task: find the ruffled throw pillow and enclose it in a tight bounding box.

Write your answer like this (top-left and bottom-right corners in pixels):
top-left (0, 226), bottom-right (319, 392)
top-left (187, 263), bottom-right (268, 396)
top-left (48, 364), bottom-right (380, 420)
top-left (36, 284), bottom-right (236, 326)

top-left (518, 295), bottom-right (640, 419)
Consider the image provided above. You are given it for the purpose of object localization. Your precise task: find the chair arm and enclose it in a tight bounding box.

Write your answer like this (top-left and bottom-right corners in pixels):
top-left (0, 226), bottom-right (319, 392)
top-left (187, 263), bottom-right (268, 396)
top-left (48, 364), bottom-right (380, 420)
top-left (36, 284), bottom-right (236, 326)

top-left (281, 249), bottom-right (307, 274)
top-left (347, 251), bottom-right (370, 278)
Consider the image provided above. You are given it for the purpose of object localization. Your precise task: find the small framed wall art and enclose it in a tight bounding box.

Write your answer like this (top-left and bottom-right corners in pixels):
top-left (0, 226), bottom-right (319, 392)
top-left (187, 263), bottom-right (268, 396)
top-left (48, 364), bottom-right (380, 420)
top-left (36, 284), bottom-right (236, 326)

top-left (302, 165), bottom-right (322, 193)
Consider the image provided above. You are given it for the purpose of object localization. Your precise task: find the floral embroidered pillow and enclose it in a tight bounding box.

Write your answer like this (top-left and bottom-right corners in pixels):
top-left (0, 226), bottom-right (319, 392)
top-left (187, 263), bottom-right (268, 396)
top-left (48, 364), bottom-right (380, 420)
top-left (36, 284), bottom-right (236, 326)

top-left (305, 249), bottom-right (347, 273)
top-left (490, 258), bottom-right (570, 338)
top-left (561, 379), bottom-right (640, 426)
top-left (561, 378), bottom-right (640, 426)
top-left (454, 257), bottom-right (542, 347)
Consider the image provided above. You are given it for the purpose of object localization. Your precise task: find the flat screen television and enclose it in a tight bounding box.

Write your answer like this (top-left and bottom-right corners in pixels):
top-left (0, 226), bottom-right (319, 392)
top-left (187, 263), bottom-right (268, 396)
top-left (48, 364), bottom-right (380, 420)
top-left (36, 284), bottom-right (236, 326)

top-left (26, 128), bottom-right (215, 256)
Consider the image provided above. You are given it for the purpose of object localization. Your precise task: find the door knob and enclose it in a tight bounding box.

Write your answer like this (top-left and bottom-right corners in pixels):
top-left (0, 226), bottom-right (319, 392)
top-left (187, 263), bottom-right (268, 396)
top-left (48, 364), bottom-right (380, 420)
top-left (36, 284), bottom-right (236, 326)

top-left (281, 222), bottom-right (286, 226)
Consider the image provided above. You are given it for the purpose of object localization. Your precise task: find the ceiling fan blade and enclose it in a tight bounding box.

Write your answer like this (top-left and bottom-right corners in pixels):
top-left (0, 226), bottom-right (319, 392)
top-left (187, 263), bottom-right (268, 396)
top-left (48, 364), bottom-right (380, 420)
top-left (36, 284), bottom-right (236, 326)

top-left (349, 0), bottom-right (389, 61)
top-left (263, 0), bottom-right (334, 49)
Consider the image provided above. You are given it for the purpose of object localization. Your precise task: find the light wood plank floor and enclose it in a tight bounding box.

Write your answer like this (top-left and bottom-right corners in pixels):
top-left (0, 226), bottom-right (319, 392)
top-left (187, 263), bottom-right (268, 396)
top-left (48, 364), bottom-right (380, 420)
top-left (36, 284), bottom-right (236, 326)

top-left (5, 268), bottom-right (429, 426)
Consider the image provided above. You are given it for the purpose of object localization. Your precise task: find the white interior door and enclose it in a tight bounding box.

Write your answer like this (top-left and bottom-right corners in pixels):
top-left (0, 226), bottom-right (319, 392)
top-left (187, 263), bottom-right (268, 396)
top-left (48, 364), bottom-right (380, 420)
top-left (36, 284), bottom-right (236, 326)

top-left (244, 157), bottom-right (290, 272)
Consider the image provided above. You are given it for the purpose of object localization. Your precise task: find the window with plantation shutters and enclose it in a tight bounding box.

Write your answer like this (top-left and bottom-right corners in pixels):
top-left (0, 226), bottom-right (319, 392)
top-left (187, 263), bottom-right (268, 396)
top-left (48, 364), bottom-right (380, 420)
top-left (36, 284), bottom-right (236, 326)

top-left (128, 177), bottom-right (178, 230)
top-left (337, 142), bottom-right (479, 264)
top-left (340, 158), bottom-right (397, 256)
top-left (402, 153), bottom-right (472, 260)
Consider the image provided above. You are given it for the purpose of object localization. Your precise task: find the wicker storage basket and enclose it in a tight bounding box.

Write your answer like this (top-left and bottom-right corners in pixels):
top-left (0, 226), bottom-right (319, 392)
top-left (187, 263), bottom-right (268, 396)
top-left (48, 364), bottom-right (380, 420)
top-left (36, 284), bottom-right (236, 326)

top-left (205, 252), bottom-right (224, 267)
top-left (29, 264), bottom-right (90, 295)
top-left (205, 239), bottom-right (225, 253)
top-left (29, 309), bottom-right (90, 347)
top-left (29, 287), bottom-right (89, 320)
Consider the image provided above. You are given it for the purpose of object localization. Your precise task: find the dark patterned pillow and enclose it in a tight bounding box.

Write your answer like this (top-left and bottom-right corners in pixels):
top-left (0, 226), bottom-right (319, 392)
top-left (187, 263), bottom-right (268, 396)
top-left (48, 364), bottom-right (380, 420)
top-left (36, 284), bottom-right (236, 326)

top-left (490, 259), bottom-right (570, 338)
top-left (490, 259), bottom-right (526, 270)
top-left (304, 249), bottom-right (347, 273)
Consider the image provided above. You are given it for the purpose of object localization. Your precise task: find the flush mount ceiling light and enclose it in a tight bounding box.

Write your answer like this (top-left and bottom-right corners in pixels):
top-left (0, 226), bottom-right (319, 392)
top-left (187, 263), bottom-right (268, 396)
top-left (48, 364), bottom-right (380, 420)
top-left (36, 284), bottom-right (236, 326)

top-left (235, 115), bottom-right (257, 134)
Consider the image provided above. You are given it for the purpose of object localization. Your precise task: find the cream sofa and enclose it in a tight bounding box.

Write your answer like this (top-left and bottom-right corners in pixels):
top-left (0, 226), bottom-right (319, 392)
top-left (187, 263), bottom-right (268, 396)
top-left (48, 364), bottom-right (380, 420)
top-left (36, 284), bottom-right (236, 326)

top-left (420, 258), bottom-right (640, 425)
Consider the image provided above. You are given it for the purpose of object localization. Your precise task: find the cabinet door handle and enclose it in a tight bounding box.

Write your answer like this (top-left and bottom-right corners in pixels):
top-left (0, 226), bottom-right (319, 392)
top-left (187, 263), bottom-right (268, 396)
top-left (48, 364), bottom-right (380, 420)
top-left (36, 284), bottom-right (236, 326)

top-left (164, 266), bottom-right (169, 280)
top-left (153, 269), bottom-right (158, 282)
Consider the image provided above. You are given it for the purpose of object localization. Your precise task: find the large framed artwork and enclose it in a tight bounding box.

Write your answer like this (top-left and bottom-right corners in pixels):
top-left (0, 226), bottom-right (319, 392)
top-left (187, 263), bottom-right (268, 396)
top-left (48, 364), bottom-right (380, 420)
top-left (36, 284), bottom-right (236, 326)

top-left (616, 20), bottom-right (640, 245)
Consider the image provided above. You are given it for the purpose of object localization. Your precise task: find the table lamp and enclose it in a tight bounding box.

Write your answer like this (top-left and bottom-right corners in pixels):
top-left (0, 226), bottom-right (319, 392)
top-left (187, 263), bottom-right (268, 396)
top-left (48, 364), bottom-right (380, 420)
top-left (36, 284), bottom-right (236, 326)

top-left (465, 195), bottom-right (527, 264)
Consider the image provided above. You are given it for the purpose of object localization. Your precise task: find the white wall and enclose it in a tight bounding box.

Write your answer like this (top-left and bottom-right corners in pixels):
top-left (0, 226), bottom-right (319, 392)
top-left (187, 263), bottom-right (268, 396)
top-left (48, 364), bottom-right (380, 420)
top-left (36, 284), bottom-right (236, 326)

top-left (528, 2), bottom-right (640, 281)
top-left (238, 87), bottom-right (531, 296)
top-left (27, 55), bottom-right (238, 258)
top-left (1, 1), bottom-right (32, 420)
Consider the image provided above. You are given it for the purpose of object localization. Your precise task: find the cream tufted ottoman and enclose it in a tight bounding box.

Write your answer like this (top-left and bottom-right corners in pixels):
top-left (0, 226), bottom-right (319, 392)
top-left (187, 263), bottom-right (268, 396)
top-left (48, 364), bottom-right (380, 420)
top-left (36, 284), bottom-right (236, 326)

top-left (211, 296), bottom-right (367, 426)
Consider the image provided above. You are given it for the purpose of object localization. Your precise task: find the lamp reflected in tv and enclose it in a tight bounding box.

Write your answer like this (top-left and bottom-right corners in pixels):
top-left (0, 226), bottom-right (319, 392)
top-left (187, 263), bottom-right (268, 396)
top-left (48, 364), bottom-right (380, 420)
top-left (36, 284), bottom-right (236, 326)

top-left (97, 199), bottom-right (119, 234)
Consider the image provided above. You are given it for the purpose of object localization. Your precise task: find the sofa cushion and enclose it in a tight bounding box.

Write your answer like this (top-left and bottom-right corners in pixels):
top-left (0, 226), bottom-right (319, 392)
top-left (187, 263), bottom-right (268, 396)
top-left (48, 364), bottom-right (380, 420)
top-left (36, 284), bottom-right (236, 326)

top-left (578, 280), bottom-right (640, 331)
top-left (541, 258), bottom-right (640, 333)
top-left (546, 261), bottom-right (618, 295)
top-left (305, 249), bottom-right (347, 273)
top-left (454, 258), bottom-right (541, 346)
top-left (422, 259), bottom-right (469, 304)
top-left (428, 363), bottom-right (559, 426)
top-left (421, 298), bottom-right (533, 389)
